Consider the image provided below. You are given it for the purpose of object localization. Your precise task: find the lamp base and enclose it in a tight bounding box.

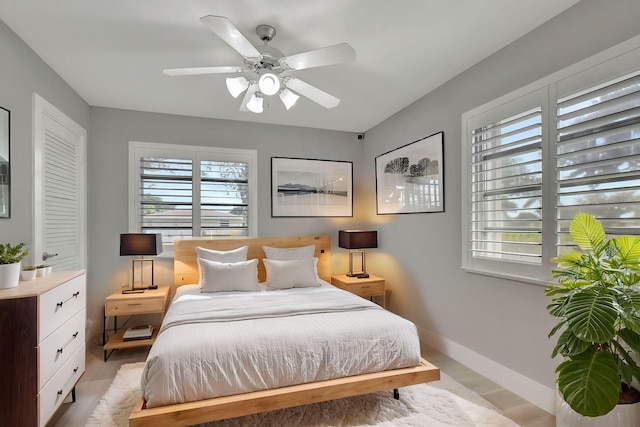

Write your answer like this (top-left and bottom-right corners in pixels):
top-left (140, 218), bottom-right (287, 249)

top-left (346, 272), bottom-right (370, 279)
top-left (122, 289), bottom-right (145, 294)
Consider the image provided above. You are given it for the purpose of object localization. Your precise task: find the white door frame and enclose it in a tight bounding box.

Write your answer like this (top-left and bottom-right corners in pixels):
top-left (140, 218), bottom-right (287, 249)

top-left (32, 93), bottom-right (87, 268)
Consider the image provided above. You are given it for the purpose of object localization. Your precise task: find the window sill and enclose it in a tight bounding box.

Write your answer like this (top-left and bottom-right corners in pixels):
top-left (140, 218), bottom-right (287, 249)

top-left (461, 267), bottom-right (553, 287)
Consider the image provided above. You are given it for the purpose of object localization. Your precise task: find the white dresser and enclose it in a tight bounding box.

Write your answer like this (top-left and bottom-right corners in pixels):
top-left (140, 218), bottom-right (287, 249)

top-left (0, 270), bottom-right (86, 427)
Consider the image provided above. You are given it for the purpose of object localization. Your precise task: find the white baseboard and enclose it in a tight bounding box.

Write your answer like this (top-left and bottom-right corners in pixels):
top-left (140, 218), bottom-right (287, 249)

top-left (418, 325), bottom-right (556, 414)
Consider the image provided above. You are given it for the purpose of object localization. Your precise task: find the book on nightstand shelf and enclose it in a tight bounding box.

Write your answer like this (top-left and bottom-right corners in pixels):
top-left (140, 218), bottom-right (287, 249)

top-left (123, 325), bottom-right (154, 341)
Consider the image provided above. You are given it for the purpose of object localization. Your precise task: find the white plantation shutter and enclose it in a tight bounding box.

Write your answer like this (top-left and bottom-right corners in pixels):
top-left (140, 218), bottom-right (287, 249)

top-left (139, 157), bottom-right (194, 241)
top-left (130, 142), bottom-right (257, 242)
top-left (43, 130), bottom-right (81, 270)
top-left (200, 160), bottom-right (249, 237)
top-left (556, 71), bottom-right (640, 253)
top-left (470, 107), bottom-right (543, 264)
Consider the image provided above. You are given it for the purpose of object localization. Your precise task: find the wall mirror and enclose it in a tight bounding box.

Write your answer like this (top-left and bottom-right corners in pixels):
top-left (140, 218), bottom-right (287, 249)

top-left (0, 107), bottom-right (9, 218)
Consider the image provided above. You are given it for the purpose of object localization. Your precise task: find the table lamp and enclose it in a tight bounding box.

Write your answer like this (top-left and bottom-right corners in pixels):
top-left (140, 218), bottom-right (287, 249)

top-left (338, 230), bottom-right (378, 278)
top-left (120, 233), bottom-right (163, 293)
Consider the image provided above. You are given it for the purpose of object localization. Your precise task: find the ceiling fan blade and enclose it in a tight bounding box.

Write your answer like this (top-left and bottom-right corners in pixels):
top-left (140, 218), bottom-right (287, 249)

top-left (200, 15), bottom-right (262, 60)
top-left (163, 66), bottom-right (243, 76)
top-left (280, 43), bottom-right (355, 71)
top-left (285, 78), bottom-right (340, 109)
top-left (239, 83), bottom-right (259, 112)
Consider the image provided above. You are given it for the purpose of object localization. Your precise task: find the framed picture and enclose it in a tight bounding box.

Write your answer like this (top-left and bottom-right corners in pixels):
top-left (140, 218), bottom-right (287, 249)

top-left (271, 157), bottom-right (353, 217)
top-left (375, 131), bottom-right (444, 214)
top-left (0, 107), bottom-right (9, 218)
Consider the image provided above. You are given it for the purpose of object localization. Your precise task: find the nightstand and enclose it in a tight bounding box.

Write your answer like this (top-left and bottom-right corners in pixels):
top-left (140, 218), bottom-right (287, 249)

top-left (331, 274), bottom-right (386, 308)
top-left (102, 286), bottom-right (170, 361)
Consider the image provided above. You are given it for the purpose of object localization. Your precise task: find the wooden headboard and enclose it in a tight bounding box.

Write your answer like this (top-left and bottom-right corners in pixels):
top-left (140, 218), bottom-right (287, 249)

top-left (174, 235), bottom-right (331, 285)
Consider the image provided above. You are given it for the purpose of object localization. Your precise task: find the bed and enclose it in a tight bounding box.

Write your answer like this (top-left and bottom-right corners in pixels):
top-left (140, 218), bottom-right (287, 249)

top-left (129, 235), bottom-right (439, 427)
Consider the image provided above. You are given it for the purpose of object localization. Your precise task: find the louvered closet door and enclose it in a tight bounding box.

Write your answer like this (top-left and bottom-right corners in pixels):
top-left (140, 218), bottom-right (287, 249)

top-left (34, 95), bottom-right (86, 271)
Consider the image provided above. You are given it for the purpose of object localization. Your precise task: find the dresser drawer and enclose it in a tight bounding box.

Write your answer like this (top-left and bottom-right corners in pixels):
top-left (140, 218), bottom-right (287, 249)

top-left (344, 281), bottom-right (384, 297)
top-left (38, 343), bottom-right (85, 427)
top-left (106, 295), bottom-right (165, 316)
top-left (38, 308), bottom-right (85, 389)
top-left (39, 274), bottom-right (86, 340)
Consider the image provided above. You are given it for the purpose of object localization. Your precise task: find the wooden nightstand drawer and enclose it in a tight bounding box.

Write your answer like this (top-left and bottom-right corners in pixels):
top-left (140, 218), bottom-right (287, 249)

top-left (105, 296), bottom-right (164, 316)
top-left (345, 281), bottom-right (384, 297)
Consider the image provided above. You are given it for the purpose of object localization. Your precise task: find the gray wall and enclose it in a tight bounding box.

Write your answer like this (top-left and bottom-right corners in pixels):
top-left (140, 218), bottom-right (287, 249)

top-left (87, 108), bottom-right (362, 336)
top-left (0, 19), bottom-right (90, 250)
top-left (360, 0), bottom-right (640, 399)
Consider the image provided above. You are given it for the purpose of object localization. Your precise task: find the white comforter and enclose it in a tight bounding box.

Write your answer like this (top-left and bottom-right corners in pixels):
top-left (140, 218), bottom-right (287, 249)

top-left (141, 282), bottom-right (421, 408)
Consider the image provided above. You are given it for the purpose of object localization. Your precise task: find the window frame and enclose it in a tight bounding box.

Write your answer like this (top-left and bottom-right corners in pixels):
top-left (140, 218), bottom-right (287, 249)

top-left (128, 141), bottom-right (258, 251)
top-left (462, 35), bottom-right (640, 285)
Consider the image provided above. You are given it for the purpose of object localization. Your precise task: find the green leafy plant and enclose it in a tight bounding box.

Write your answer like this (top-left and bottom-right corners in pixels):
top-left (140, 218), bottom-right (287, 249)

top-left (21, 265), bottom-right (37, 271)
top-left (0, 243), bottom-right (29, 265)
top-left (546, 213), bottom-right (640, 417)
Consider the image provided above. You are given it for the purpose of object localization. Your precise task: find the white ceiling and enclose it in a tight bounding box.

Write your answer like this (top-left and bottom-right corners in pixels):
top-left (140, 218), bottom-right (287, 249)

top-left (0, 0), bottom-right (580, 133)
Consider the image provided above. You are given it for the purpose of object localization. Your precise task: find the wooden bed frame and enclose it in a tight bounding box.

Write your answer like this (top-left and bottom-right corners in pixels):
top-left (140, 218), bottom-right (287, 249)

top-left (129, 235), bottom-right (440, 427)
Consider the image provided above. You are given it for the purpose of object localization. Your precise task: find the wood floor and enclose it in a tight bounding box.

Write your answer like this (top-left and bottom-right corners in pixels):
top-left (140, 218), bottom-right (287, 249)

top-left (47, 340), bottom-right (555, 427)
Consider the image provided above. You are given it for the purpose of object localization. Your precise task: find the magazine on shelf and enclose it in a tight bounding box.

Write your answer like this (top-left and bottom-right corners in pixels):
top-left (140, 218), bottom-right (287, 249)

top-left (123, 325), bottom-right (154, 341)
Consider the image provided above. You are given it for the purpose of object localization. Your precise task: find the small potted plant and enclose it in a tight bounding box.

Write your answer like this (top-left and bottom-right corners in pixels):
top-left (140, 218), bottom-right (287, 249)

top-left (546, 213), bottom-right (640, 425)
top-left (21, 265), bottom-right (37, 281)
top-left (0, 243), bottom-right (29, 289)
top-left (36, 264), bottom-right (50, 277)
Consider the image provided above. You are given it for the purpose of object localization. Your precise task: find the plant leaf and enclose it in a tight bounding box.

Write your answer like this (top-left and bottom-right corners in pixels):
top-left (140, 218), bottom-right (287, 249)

top-left (557, 349), bottom-right (620, 417)
top-left (619, 328), bottom-right (640, 355)
top-left (613, 340), bottom-right (640, 386)
top-left (615, 235), bottom-right (640, 265)
top-left (569, 213), bottom-right (605, 253)
top-left (565, 288), bottom-right (617, 343)
top-left (616, 287), bottom-right (640, 335)
top-left (552, 328), bottom-right (591, 358)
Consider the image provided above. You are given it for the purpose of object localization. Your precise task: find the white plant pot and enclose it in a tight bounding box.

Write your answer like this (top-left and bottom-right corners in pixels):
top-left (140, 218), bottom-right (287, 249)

top-left (20, 269), bottom-right (37, 281)
top-left (556, 391), bottom-right (640, 427)
top-left (36, 267), bottom-right (47, 277)
top-left (0, 262), bottom-right (22, 289)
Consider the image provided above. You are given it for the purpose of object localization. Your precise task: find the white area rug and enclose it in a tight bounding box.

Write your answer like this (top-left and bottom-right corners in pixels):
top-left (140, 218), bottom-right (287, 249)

top-left (86, 362), bottom-right (520, 427)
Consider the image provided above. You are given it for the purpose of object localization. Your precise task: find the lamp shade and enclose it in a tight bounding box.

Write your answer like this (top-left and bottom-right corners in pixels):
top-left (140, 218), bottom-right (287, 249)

top-left (120, 233), bottom-right (163, 256)
top-left (338, 230), bottom-right (378, 249)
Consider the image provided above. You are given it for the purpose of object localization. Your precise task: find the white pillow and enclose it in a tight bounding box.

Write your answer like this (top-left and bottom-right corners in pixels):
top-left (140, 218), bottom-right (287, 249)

top-left (198, 258), bottom-right (259, 292)
top-left (264, 258), bottom-right (320, 290)
top-left (263, 244), bottom-right (315, 260)
top-left (196, 245), bottom-right (248, 263)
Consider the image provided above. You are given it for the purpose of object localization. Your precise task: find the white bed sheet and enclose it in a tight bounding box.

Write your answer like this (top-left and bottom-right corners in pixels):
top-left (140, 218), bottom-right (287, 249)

top-left (141, 281), bottom-right (421, 408)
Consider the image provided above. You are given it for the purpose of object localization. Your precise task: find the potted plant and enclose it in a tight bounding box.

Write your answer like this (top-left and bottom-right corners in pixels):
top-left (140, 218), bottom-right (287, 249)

top-left (36, 264), bottom-right (51, 276)
top-left (21, 265), bottom-right (37, 281)
top-left (546, 213), bottom-right (640, 424)
top-left (0, 243), bottom-right (29, 289)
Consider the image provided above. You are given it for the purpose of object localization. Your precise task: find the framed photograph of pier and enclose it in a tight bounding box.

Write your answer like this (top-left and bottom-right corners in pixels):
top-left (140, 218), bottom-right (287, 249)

top-left (271, 157), bottom-right (353, 217)
top-left (375, 131), bottom-right (444, 215)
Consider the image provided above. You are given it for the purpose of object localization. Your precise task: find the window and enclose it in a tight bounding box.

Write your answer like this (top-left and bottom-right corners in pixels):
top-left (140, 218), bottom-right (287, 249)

top-left (470, 106), bottom-right (543, 264)
top-left (129, 142), bottom-right (257, 243)
top-left (556, 72), bottom-right (640, 254)
top-left (463, 36), bottom-right (640, 283)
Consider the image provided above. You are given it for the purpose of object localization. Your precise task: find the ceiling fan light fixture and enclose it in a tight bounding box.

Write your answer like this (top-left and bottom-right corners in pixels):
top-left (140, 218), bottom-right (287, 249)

top-left (246, 93), bottom-right (264, 113)
top-left (258, 72), bottom-right (281, 96)
top-left (279, 88), bottom-right (300, 110)
top-left (226, 76), bottom-right (250, 98)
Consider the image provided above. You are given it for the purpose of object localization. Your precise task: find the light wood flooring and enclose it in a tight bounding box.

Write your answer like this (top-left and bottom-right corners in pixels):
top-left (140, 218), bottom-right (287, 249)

top-left (47, 340), bottom-right (555, 427)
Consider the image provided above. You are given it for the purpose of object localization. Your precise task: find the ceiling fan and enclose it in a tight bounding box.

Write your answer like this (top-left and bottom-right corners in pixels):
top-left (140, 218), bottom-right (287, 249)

top-left (163, 15), bottom-right (356, 113)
